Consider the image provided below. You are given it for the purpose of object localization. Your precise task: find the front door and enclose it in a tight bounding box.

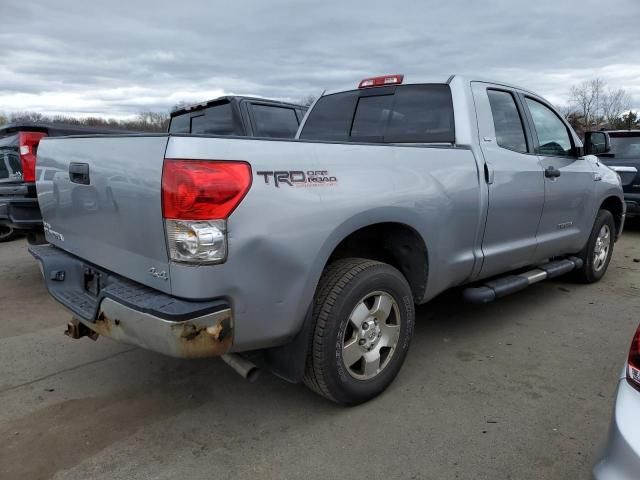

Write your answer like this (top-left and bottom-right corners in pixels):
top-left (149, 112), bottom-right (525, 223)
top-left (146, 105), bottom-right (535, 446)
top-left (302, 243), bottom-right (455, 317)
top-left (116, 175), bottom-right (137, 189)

top-left (471, 83), bottom-right (545, 279)
top-left (521, 96), bottom-right (596, 259)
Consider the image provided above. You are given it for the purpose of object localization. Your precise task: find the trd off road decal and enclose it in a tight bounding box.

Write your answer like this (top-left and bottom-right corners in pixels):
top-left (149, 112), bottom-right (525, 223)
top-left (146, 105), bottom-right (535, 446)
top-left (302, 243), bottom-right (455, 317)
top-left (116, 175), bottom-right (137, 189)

top-left (256, 170), bottom-right (338, 188)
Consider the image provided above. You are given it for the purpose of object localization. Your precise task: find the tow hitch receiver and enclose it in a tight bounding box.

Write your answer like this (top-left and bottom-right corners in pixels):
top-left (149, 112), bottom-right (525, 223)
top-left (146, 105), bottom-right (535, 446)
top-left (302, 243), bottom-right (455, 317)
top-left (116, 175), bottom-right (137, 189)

top-left (65, 317), bottom-right (99, 341)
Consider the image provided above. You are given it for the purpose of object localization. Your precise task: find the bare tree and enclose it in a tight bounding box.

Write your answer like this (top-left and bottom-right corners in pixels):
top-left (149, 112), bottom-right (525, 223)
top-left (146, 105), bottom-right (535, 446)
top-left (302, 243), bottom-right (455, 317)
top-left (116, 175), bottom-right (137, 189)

top-left (601, 88), bottom-right (631, 128)
top-left (570, 78), bottom-right (605, 132)
top-left (0, 113), bottom-right (8, 126)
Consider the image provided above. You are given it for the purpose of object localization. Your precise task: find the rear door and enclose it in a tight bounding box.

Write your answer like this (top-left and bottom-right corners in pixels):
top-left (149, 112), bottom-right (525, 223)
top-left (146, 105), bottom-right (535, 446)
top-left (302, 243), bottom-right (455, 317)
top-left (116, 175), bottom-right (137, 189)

top-left (0, 133), bottom-right (22, 183)
top-left (521, 96), bottom-right (596, 258)
top-left (471, 83), bottom-right (545, 278)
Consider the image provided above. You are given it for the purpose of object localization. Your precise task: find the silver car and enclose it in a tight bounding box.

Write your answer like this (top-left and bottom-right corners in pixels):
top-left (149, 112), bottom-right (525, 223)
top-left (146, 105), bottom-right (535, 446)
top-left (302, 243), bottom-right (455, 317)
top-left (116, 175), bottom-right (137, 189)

top-left (593, 323), bottom-right (640, 479)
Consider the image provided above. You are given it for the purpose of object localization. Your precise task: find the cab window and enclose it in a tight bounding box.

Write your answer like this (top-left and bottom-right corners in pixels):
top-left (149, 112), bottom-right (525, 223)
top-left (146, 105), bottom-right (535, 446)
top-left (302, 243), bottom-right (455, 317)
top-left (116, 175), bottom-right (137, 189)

top-left (487, 90), bottom-right (528, 153)
top-left (525, 98), bottom-right (573, 157)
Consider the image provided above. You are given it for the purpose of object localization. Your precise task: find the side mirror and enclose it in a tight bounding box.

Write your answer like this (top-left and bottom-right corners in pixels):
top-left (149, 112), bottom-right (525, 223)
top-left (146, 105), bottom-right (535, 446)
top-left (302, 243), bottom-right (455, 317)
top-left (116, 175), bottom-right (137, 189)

top-left (584, 131), bottom-right (611, 155)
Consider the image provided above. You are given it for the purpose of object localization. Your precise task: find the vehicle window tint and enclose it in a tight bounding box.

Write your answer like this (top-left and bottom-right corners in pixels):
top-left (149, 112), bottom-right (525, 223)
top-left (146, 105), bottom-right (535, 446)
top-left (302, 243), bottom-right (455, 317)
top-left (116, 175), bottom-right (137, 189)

top-left (251, 105), bottom-right (299, 138)
top-left (299, 85), bottom-right (455, 143)
top-left (351, 95), bottom-right (393, 140)
top-left (296, 109), bottom-right (306, 123)
top-left (525, 98), bottom-right (573, 156)
top-left (487, 90), bottom-right (528, 153)
top-left (168, 114), bottom-right (190, 134)
top-left (190, 103), bottom-right (239, 135)
top-left (385, 85), bottom-right (455, 143)
top-left (609, 135), bottom-right (640, 159)
top-left (298, 91), bottom-right (359, 141)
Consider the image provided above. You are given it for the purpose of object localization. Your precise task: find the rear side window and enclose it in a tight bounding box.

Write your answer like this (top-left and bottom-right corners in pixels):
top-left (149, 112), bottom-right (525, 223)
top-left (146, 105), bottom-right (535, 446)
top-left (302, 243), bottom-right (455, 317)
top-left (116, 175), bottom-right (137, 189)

top-left (487, 90), bottom-right (528, 153)
top-left (300, 84), bottom-right (455, 143)
top-left (251, 105), bottom-right (300, 138)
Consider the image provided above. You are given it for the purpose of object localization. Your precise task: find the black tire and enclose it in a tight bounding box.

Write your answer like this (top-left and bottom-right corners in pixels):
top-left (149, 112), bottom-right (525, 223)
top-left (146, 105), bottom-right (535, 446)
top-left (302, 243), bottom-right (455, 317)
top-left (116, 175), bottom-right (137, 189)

top-left (575, 209), bottom-right (615, 283)
top-left (304, 258), bottom-right (415, 405)
top-left (0, 225), bottom-right (18, 243)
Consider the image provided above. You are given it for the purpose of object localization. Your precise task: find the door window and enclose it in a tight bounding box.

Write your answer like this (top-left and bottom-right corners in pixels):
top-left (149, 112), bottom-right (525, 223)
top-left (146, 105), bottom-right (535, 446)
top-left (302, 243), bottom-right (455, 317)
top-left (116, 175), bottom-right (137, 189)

top-left (487, 90), bottom-right (528, 153)
top-left (525, 98), bottom-right (573, 157)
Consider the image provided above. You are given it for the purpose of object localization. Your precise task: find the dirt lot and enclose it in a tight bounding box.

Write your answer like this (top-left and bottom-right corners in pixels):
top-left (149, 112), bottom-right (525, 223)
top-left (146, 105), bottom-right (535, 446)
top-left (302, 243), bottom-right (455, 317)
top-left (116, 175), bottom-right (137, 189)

top-left (1, 225), bottom-right (639, 480)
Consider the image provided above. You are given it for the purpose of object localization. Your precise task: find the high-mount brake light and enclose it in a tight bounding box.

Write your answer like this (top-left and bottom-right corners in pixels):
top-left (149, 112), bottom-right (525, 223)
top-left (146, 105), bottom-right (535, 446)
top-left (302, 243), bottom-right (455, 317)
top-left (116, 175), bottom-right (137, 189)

top-left (161, 159), bottom-right (251, 264)
top-left (627, 323), bottom-right (640, 391)
top-left (18, 132), bottom-right (47, 182)
top-left (358, 74), bottom-right (404, 89)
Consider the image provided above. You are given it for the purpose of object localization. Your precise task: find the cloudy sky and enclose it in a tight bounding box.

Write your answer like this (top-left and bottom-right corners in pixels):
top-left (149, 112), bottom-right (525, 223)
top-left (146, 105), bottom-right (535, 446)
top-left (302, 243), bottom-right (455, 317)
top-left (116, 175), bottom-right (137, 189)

top-left (1, 0), bottom-right (639, 119)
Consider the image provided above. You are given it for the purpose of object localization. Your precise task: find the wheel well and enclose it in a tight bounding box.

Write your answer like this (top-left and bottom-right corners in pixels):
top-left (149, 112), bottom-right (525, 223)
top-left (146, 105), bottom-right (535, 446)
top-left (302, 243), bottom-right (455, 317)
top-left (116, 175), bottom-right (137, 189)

top-left (600, 196), bottom-right (624, 238)
top-left (326, 223), bottom-right (428, 302)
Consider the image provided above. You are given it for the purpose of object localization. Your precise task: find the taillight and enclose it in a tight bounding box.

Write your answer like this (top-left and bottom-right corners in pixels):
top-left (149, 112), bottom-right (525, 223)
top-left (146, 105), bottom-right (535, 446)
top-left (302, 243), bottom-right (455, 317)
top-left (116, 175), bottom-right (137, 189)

top-left (19, 132), bottom-right (47, 182)
top-left (161, 159), bottom-right (251, 264)
top-left (628, 324), bottom-right (640, 391)
top-left (358, 74), bottom-right (404, 89)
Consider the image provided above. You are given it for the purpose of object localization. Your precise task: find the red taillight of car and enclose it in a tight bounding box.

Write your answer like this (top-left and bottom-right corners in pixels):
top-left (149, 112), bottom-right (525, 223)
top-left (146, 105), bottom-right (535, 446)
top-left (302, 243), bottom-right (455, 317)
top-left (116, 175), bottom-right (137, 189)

top-left (161, 159), bottom-right (251, 264)
top-left (628, 324), bottom-right (640, 391)
top-left (358, 74), bottom-right (404, 89)
top-left (162, 159), bottom-right (251, 220)
top-left (18, 132), bottom-right (47, 182)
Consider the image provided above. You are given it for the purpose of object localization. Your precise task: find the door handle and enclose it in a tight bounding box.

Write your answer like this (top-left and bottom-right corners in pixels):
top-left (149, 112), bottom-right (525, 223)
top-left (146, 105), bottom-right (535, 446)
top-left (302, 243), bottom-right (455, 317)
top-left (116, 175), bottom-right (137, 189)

top-left (69, 163), bottom-right (90, 185)
top-left (544, 166), bottom-right (561, 179)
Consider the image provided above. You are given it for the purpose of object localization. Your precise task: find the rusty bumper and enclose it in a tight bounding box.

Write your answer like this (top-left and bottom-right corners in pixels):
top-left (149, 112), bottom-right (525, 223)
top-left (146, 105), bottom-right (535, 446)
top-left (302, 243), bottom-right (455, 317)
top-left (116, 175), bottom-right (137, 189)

top-left (80, 298), bottom-right (233, 358)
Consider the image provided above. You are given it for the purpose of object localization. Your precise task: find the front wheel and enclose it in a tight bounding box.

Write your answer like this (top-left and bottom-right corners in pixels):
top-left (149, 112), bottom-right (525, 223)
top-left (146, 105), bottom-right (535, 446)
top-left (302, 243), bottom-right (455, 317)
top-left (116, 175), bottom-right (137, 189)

top-left (575, 209), bottom-right (615, 283)
top-left (304, 258), bottom-right (415, 405)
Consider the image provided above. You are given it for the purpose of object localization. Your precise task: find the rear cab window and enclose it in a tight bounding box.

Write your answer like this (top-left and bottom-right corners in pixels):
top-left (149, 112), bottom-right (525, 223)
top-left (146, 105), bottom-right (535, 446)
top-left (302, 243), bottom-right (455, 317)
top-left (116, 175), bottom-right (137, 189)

top-left (300, 84), bottom-right (455, 144)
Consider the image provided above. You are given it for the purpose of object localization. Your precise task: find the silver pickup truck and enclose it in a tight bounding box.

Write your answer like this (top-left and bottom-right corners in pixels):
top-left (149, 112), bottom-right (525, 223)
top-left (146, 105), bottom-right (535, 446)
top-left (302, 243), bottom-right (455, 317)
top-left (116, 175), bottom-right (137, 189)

top-left (30, 74), bottom-right (624, 404)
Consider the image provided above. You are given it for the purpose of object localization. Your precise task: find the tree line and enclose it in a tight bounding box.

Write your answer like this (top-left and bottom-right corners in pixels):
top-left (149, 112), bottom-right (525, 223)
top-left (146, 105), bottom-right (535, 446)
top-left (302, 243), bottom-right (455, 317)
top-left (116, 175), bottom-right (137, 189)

top-left (0, 84), bottom-right (637, 134)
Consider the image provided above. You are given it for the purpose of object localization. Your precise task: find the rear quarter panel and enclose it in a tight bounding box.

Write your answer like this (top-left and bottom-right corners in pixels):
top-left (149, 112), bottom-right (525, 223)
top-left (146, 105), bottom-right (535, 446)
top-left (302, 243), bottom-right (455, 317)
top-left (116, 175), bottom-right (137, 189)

top-left (165, 136), bottom-right (483, 350)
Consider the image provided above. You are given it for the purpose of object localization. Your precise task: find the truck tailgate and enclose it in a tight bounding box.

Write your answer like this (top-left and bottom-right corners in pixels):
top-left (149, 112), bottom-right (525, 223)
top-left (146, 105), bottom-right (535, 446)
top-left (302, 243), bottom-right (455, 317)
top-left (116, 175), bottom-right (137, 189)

top-left (36, 135), bottom-right (172, 293)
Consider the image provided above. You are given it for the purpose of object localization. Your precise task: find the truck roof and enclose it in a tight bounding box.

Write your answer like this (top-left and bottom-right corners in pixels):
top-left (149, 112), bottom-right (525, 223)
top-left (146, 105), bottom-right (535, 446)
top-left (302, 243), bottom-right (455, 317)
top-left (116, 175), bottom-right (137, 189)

top-left (170, 95), bottom-right (307, 118)
top-left (321, 74), bottom-right (538, 97)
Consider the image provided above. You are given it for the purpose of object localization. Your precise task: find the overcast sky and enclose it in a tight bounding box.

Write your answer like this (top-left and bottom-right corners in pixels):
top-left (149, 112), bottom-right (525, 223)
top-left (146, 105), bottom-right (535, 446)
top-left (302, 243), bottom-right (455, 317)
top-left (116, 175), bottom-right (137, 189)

top-left (1, 0), bottom-right (639, 119)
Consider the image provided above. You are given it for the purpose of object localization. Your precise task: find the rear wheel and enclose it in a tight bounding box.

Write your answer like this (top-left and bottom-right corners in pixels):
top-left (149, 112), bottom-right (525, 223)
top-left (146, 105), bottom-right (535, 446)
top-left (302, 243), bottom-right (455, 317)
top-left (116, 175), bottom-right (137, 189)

top-left (575, 209), bottom-right (615, 283)
top-left (304, 258), bottom-right (415, 405)
top-left (0, 225), bottom-right (18, 243)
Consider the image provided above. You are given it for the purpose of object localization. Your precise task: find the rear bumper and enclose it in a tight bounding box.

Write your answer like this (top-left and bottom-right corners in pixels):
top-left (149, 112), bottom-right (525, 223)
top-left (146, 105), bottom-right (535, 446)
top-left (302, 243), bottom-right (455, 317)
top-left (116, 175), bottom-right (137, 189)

top-left (0, 183), bottom-right (43, 231)
top-left (593, 379), bottom-right (640, 479)
top-left (29, 244), bottom-right (233, 358)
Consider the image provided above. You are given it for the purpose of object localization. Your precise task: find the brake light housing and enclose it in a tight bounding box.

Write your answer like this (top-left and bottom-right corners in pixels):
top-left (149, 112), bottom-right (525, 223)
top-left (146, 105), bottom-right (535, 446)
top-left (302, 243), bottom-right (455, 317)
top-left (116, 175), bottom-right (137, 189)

top-left (161, 159), bottom-right (251, 264)
top-left (628, 324), bottom-right (640, 391)
top-left (19, 131), bottom-right (47, 182)
top-left (358, 74), bottom-right (404, 89)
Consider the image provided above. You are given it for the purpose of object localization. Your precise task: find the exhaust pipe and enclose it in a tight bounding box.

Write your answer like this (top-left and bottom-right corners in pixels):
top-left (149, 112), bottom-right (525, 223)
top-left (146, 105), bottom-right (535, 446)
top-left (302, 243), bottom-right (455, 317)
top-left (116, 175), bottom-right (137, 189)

top-left (221, 353), bottom-right (260, 383)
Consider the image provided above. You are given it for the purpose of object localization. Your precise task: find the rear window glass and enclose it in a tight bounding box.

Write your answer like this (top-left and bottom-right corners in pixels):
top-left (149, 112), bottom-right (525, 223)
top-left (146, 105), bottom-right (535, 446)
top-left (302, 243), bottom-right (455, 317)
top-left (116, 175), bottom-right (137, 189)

top-left (169, 102), bottom-right (240, 136)
top-left (300, 84), bottom-right (455, 143)
top-left (251, 105), bottom-right (300, 138)
top-left (487, 90), bottom-right (528, 153)
top-left (168, 114), bottom-right (190, 133)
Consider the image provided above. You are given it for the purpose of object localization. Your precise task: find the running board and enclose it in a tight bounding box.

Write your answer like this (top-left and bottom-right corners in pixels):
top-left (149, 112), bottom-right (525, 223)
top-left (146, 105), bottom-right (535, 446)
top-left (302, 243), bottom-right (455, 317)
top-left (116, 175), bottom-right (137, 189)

top-left (463, 257), bottom-right (584, 304)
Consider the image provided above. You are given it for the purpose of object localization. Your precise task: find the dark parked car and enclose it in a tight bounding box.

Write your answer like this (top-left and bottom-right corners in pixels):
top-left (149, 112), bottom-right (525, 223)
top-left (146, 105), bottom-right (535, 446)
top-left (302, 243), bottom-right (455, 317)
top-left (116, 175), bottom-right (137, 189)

top-left (587, 130), bottom-right (640, 217)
